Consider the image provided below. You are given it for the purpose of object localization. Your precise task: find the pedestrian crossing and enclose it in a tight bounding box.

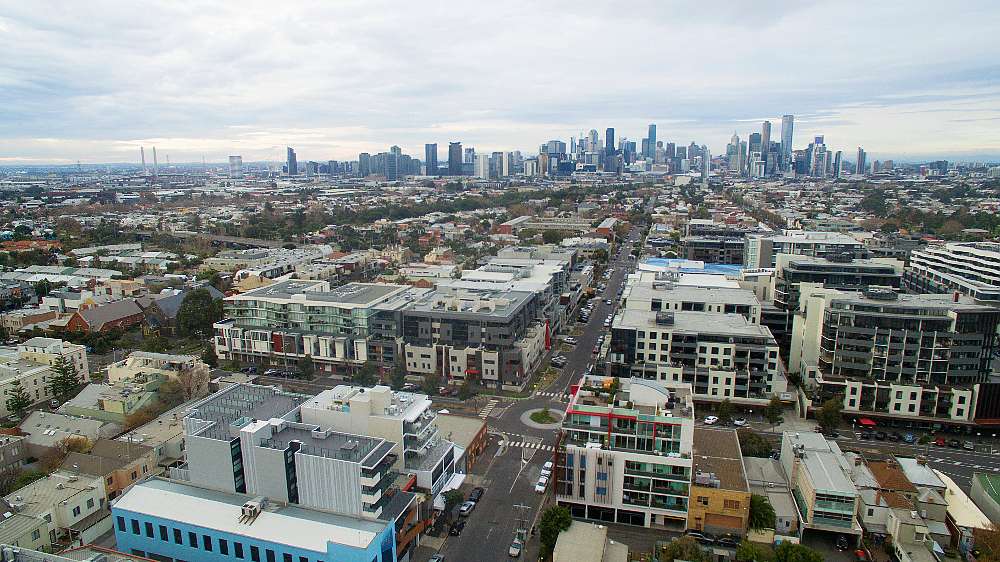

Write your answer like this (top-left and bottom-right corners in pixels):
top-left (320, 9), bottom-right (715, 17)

top-left (506, 440), bottom-right (556, 452)
top-left (534, 391), bottom-right (563, 398)
top-left (479, 399), bottom-right (499, 419)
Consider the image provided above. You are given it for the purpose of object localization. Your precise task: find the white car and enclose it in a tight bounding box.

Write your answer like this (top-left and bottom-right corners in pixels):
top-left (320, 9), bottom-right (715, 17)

top-left (534, 476), bottom-right (549, 493)
top-left (509, 538), bottom-right (524, 558)
top-left (704, 416), bottom-right (719, 425)
top-left (543, 461), bottom-right (554, 471)
top-left (733, 418), bottom-right (748, 427)
top-left (565, 337), bottom-right (578, 345)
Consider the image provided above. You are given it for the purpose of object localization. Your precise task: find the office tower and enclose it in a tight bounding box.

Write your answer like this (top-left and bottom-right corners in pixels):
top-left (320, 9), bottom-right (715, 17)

top-left (738, 141), bottom-right (747, 175)
top-left (285, 147), bottom-right (298, 176)
top-left (502, 152), bottom-right (513, 177)
top-left (464, 147), bottom-right (475, 164)
top-left (807, 136), bottom-right (827, 177)
top-left (448, 142), bottom-right (462, 175)
top-left (687, 142), bottom-right (700, 161)
top-left (760, 120), bottom-right (772, 172)
top-left (605, 127), bottom-right (615, 156)
top-left (833, 150), bottom-right (843, 178)
top-left (646, 123), bottom-right (657, 158)
top-left (358, 152), bottom-right (371, 177)
top-left (227, 155), bottom-right (242, 178)
top-left (523, 158), bottom-right (538, 177)
top-left (726, 133), bottom-right (741, 172)
top-left (140, 146), bottom-right (146, 173)
top-left (587, 129), bottom-right (599, 151)
top-left (424, 143), bottom-right (438, 176)
top-left (475, 154), bottom-right (490, 179)
top-left (780, 114), bottom-right (794, 171)
top-left (855, 147), bottom-right (867, 175)
top-left (152, 146), bottom-right (159, 177)
top-left (641, 138), bottom-right (650, 160)
top-left (570, 137), bottom-right (576, 155)
top-left (701, 145), bottom-right (709, 180)
top-left (747, 133), bottom-right (761, 156)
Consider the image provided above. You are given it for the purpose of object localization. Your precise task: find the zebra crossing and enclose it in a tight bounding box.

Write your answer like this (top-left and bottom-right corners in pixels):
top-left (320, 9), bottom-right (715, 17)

top-left (506, 440), bottom-right (556, 452)
top-left (534, 391), bottom-right (564, 398)
top-left (479, 399), bottom-right (499, 419)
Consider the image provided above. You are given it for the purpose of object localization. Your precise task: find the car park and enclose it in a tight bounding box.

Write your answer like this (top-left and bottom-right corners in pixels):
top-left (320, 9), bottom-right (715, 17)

top-left (704, 416), bottom-right (719, 425)
top-left (458, 501), bottom-right (476, 516)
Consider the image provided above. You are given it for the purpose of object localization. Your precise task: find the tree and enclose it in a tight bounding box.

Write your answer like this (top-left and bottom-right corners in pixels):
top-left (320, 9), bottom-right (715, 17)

top-left (659, 536), bottom-right (710, 562)
top-left (47, 356), bottom-right (81, 403)
top-left (539, 506), bottom-right (572, 558)
top-left (717, 398), bottom-right (734, 425)
top-left (443, 489), bottom-right (465, 518)
top-left (738, 428), bottom-right (774, 458)
top-left (816, 395), bottom-right (844, 431)
top-left (737, 540), bottom-right (773, 562)
top-left (542, 230), bottom-right (570, 245)
top-left (352, 362), bottom-right (377, 387)
top-left (33, 279), bottom-right (52, 298)
top-left (749, 494), bottom-right (776, 531)
top-left (773, 542), bottom-right (824, 562)
top-left (5, 379), bottom-right (32, 418)
top-left (457, 380), bottom-right (475, 400)
top-left (422, 372), bottom-right (442, 396)
top-left (765, 395), bottom-right (784, 429)
top-left (390, 362), bottom-right (407, 390)
top-left (176, 288), bottom-right (224, 337)
top-left (299, 355), bottom-right (315, 380)
top-left (202, 345), bottom-right (218, 369)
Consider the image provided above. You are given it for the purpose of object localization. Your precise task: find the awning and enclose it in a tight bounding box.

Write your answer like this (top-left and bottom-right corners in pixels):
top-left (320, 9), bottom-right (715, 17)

top-left (858, 418), bottom-right (877, 427)
top-left (432, 473), bottom-right (467, 510)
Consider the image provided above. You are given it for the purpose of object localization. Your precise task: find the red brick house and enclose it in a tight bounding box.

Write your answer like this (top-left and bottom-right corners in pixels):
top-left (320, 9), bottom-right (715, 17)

top-left (65, 299), bottom-right (145, 333)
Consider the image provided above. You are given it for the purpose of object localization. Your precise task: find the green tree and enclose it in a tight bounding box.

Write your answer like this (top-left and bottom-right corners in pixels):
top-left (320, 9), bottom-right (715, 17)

top-left (443, 489), bottom-right (465, 519)
top-left (749, 494), bottom-right (776, 531)
top-left (816, 395), bottom-right (844, 431)
top-left (351, 362), bottom-right (377, 387)
top-left (738, 428), bottom-right (774, 458)
top-left (47, 356), bottom-right (81, 403)
top-left (765, 395), bottom-right (784, 429)
top-left (299, 355), bottom-right (315, 380)
top-left (717, 398), bottom-right (734, 425)
top-left (773, 542), bottom-right (824, 562)
top-left (176, 288), bottom-right (223, 338)
top-left (5, 379), bottom-right (32, 418)
top-left (390, 361), bottom-right (407, 390)
top-left (202, 345), bottom-right (218, 368)
top-left (422, 372), bottom-right (442, 396)
top-left (33, 279), bottom-right (52, 298)
top-left (737, 540), bottom-right (773, 562)
top-left (457, 380), bottom-right (475, 400)
top-left (542, 230), bottom-right (570, 245)
top-left (539, 506), bottom-right (572, 558)
top-left (659, 536), bottom-right (710, 562)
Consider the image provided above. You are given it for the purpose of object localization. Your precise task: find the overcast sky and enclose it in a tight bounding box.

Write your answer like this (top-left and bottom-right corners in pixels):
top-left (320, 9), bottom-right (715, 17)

top-left (2, 0), bottom-right (999, 165)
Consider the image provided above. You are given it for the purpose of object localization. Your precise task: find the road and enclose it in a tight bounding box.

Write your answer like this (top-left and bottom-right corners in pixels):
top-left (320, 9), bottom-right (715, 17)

top-left (429, 226), bottom-right (642, 562)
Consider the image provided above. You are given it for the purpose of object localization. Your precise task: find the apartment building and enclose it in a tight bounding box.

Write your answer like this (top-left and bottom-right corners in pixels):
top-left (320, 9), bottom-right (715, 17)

top-left (107, 351), bottom-right (210, 398)
top-left (5, 470), bottom-right (108, 550)
top-left (401, 286), bottom-right (545, 391)
top-left (0, 338), bottom-right (89, 418)
top-left (687, 427), bottom-right (750, 537)
top-left (202, 245), bottom-right (332, 274)
top-left (904, 241), bottom-right (1000, 304)
top-left (300, 385), bottom-right (459, 498)
top-left (743, 231), bottom-right (865, 269)
top-left (682, 236), bottom-right (746, 265)
top-left (790, 289), bottom-right (999, 425)
top-left (556, 376), bottom-right (695, 529)
top-left (621, 271), bottom-right (761, 324)
top-left (780, 432), bottom-right (862, 539)
top-left (214, 280), bottom-right (428, 376)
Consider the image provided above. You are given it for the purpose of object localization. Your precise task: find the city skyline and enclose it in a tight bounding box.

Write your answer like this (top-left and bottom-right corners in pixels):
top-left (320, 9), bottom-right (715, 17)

top-left (2, 1), bottom-right (999, 164)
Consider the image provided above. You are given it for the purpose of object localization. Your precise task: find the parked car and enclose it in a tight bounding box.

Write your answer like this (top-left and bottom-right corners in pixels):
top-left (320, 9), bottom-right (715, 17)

top-left (429, 555), bottom-right (445, 562)
top-left (903, 433), bottom-right (916, 444)
top-left (948, 439), bottom-right (961, 448)
top-left (888, 432), bottom-right (903, 442)
top-left (704, 416), bottom-right (719, 425)
top-left (604, 298), bottom-right (612, 305)
top-left (564, 337), bottom-right (578, 345)
top-left (874, 431), bottom-right (887, 441)
top-left (458, 501), bottom-right (476, 516)
top-left (860, 430), bottom-right (873, 440)
top-left (934, 437), bottom-right (946, 446)
top-left (733, 418), bottom-right (748, 427)
top-left (49, 399), bottom-right (60, 409)
top-left (469, 487), bottom-right (485, 503)
top-left (836, 535), bottom-right (850, 551)
top-left (509, 538), bottom-right (523, 558)
top-left (824, 429), bottom-right (841, 439)
top-left (449, 519), bottom-right (466, 536)
top-left (535, 476), bottom-right (549, 493)
top-left (963, 441), bottom-right (975, 451)
top-left (717, 535), bottom-right (740, 548)
top-left (686, 531), bottom-right (715, 545)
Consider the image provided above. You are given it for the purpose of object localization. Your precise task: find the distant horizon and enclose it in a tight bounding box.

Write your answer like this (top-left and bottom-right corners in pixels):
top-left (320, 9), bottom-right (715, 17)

top-left (2, 1), bottom-right (999, 165)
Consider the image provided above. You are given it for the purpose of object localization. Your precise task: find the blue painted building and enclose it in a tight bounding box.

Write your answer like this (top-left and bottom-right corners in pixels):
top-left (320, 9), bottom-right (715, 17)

top-left (113, 478), bottom-right (396, 562)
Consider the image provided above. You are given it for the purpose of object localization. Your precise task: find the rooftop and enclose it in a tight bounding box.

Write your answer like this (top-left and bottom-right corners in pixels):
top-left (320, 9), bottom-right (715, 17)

top-left (6, 471), bottom-right (100, 518)
top-left (186, 384), bottom-right (309, 441)
top-left (112, 478), bottom-right (390, 552)
top-left (895, 457), bottom-right (946, 489)
top-left (616, 309), bottom-right (775, 338)
top-left (255, 420), bottom-right (394, 468)
top-left (936, 470), bottom-right (991, 530)
top-left (407, 286), bottom-right (534, 320)
top-left (692, 428), bottom-right (749, 492)
top-left (867, 459), bottom-right (918, 494)
top-left (234, 280), bottom-right (416, 308)
top-left (303, 385), bottom-right (433, 423)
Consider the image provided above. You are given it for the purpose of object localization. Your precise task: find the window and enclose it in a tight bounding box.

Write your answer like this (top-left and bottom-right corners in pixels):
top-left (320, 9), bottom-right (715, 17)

top-left (219, 539), bottom-right (229, 555)
top-left (31, 529), bottom-right (40, 541)
top-left (597, 473), bottom-right (608, 481)
top-left (107, 476), bottom-right (113, 485)
top-left (698, 496), bottom-right (709, 506)
top-left (596, 486), bottom-right (607, 495)
top-left (87, 498), bottom-right (95, 509)
top-left (73, 506), bottom-right (82, 517)
top-left (203, 535), bottom-right (213, 552)
top-left (158, 525), bottom-right (168, 541)
top-left (867, 508), bottom-right (874, 517)
top-left (189, 532), bottom-right (198, 547)
top-left (250, 546), bottom-right (260, 562)
top-left (131, 519), bottom-right (140, 535)
top-left (266, 549), bottom-right (276, 562)
top-left (117, 516), bottom-right (125, 532)
top-left (300, 558), bottom-right (309, 562)
top-left (235, 542), bottom-right (245, 559)
top-left (723, 499), bottom-right (740, 510)
top-left (284, 554), bottom-right (293, 562)
top-left (174, 528), bottom-right (182, 544)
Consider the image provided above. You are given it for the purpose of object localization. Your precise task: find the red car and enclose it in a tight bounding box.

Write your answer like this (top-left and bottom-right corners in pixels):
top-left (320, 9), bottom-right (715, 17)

top-left (934, 437), bottom-right (946, 446)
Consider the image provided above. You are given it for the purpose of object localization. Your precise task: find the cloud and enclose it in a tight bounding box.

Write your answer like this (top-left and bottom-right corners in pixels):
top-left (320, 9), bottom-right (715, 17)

top-left (1, 0), bottom-right (999, 163)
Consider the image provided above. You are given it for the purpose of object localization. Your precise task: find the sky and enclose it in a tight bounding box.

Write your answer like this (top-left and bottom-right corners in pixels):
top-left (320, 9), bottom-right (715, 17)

top-left (1, 0), bottom-right (999, 165)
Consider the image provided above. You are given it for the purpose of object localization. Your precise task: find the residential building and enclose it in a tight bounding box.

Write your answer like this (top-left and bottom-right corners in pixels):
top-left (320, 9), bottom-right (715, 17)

top-left (435, 413), bottom-right (487, 473)
top-left (937, 470), bottom-right (991, 556)
top-left (743, 457), bottom-right (799, 536)
top-left (0, 309), bottom-right (57, 334)
top-left (19, 411), bottom-right (121, 460)
top-left (300, 385), bottom-right (459, 498)
top-left (552, 520), bottom-right (629, 562)
top-left (58, 379), bottom-right (161, 424)
top-left (107, 351), bottom-right (210, 399)
top-left (0, 497), bottom-right (51, 553)
top-left (1, 544), bottom-right (158, 561)
top-left (682, 237), bottom-right (745, 265)
top-left (112, 478), bottom-right (397, 562)
top-left (5, 471), bottom-right (108, 551)
top-left (0, 436), bottom-right (26, 483)
top-left (0, 338), bottom-right (89, 418)
top-left (779, 432), bottom-right (862, 538)
top-left (60, 438), bottom-right (158, 501)
top-left (790, 289), bottom-right (999, 425)
top-left (886, 508), bottom-right (937, 562)
top-left (65, 299), bottom-right (145, 333)
top-left (743, 231), bottom-right (865, 269)
top-left (687, 428), bottom-right (750, 537)
top-left (904, 241), bottom-right (1000, 304)
top-left (556, 376), bottom-right (695, 529)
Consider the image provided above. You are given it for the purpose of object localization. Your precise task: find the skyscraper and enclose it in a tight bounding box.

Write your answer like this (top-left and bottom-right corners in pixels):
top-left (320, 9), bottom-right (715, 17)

top-left (228, 155), bottom-right (242, 178)
top-left (646, 123), bottom-right (657, 158)
top-left (726, 133), bottom-right (742, 172)
top-left (833, 150), bottom-right (843, 178)
top-left (605, 128), bottom-right (615, 155)
top-left (448, 142), bottom-right (462, 175)
top-left (855, 147), bottom-right (867, 175)
top-left (760, 121), bottom-right (772, 172)
top-left (286, 147), bottom-right (298, 176)
top-left (424, 143), bottom-right (438, 176)
top-left (464, 147), bottom-right (475, 164)
top-left (358, 152), bottom-right (371, 177)
top-left (780, 114), bottom-right (794, 171)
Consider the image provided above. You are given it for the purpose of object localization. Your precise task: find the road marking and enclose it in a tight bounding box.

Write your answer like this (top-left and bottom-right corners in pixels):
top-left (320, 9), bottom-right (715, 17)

top-left (507, 441), bottom-right (556, 452)
top-left (953, 461), bottom-right (962, 466)
top-left (479, 399), bottom-right (499, 419)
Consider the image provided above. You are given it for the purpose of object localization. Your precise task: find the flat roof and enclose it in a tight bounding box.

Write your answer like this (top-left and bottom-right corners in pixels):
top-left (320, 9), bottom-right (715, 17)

top-left (692, 428), bottom-right (748, 492)
top-left (617, 309), bottom-right (774, 338)
top-left (895, 457), bottom-right (945, 489)
top-left (406, 286), bottom-right (534, 320)
top-left (187, 384), bottom-right (309, 441)
top-left (113, 478), bottom-right (389, 552)
top-left (258, 421), bottom-right (394, 469)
